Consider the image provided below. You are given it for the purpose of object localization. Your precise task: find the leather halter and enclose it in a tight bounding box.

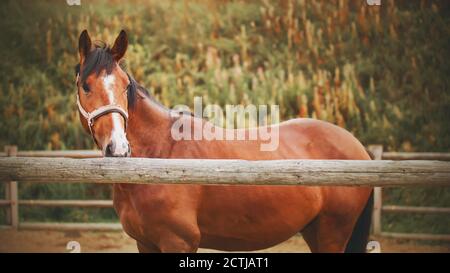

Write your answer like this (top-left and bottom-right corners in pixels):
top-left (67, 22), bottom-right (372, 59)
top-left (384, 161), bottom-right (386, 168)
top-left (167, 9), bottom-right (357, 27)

top-left (76, 73), bottom-right (129, 146)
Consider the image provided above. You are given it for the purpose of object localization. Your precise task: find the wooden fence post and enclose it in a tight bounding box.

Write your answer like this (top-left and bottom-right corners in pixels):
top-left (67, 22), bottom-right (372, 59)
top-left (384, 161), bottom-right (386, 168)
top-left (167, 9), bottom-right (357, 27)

top-left (368, 145), bottom-right (383, 236)
top-left (4, 145), bottom-right (18, 229)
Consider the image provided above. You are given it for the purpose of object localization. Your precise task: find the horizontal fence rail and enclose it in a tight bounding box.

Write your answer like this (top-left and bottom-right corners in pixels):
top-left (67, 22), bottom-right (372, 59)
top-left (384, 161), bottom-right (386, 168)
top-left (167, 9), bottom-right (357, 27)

top-left (0, 157), bottom-right (450, 187)
top-left (17, 200), bottom-right (113, 208)
top-left (380, 232), bottom-right (450, 241)
top-left (0, 150), bottom-right (102, 158)
top-left (382, 205), bottom-right (450, 214)
top-left (0, 199), bottom-right (112, 208)
top-left (0, 200), bottom-right (11, 206)
top-left (1, 146), bottom-right (450, 241)
top-left (18, 222), bottom-right (122, 231)
top-left (382, 152), bottom-right (450, 161)
top-left (2, 150), bottom-right (450, 160)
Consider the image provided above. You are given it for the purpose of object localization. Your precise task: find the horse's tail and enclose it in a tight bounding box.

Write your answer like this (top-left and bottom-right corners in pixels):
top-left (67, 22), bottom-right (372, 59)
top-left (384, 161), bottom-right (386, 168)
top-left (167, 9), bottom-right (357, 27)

top-left (345, 190), bottom-right (374, 253)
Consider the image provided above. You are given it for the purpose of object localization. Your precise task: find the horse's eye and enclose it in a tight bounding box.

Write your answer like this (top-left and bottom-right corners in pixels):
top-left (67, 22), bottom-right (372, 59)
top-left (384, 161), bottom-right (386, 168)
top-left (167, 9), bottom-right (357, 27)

top-left (82, 82), bottom-right (90, 92)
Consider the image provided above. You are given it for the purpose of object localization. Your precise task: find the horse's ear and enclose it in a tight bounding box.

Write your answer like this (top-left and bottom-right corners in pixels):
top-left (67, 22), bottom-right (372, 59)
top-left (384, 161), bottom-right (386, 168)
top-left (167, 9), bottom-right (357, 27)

top-left (111, 30), bottom-right (128, 61)
top-left (78, 30), bottom-right (92, 62)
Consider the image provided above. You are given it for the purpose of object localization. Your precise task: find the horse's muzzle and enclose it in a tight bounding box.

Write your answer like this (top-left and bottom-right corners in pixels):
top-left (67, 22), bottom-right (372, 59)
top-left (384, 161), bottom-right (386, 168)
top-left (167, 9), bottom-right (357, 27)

top-left (104, 140), bottom-right (131, 157)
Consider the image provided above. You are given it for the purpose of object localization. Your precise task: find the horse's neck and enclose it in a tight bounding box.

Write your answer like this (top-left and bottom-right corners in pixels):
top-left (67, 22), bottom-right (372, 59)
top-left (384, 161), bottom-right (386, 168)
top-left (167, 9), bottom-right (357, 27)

top-left (126, 93), bottom-right (249, 159)
top-left (127, 95), bottom-right (174, 158)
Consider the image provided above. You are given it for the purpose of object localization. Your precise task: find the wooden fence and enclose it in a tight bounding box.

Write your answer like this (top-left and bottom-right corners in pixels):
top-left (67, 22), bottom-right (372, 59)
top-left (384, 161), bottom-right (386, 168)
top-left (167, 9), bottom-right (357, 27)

top-left (0, 145), bottom-right (449, 241)
top-left (368, 145), bottom-right (450, 241)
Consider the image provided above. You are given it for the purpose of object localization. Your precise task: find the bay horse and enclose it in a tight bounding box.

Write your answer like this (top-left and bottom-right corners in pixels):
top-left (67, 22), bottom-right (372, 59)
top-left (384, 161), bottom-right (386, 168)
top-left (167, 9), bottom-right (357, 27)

top-left (75, 30), bottom-right (373, 253)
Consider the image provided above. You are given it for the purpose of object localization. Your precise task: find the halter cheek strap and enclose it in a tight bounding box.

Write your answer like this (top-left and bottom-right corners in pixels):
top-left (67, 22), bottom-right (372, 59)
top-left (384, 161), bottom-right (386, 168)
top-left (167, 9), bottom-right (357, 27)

top-left (76, 94), bottom-right (128, 132)
top-left (76, 73), bottom-right (129, 146)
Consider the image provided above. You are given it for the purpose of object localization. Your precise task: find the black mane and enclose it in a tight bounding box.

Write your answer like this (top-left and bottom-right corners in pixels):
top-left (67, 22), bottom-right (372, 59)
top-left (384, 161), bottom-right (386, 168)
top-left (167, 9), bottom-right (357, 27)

top-left (74, 42), bottom-right (149, 109)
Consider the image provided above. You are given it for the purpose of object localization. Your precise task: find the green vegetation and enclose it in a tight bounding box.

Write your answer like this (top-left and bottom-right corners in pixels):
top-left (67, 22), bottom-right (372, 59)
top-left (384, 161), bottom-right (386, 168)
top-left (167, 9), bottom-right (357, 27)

top-left (0, 1), bottom-right (449, 238)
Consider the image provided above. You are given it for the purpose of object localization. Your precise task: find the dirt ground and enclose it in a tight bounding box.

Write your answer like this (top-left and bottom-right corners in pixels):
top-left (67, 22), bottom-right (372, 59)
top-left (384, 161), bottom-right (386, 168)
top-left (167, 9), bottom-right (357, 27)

top-left (0, 229), bottom-right (449, 253)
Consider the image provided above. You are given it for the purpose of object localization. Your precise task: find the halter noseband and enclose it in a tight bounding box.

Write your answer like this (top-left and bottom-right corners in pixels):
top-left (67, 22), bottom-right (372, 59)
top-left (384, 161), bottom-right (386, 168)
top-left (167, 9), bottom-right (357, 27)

top-left (76, 73), bottom-right (129, 146)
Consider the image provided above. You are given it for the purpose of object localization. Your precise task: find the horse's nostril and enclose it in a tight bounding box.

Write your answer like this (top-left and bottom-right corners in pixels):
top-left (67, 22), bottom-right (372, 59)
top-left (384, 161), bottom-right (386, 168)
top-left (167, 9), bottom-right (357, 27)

top-left (105, 142), bottom-right (115, 157)
top-left (105, 141), bottom-right (130, 157)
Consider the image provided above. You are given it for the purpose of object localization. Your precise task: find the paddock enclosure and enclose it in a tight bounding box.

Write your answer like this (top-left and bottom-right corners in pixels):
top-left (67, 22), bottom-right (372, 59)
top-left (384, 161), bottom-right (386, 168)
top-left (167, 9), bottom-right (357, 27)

top-left (0, 144), bottom-right (449, 253)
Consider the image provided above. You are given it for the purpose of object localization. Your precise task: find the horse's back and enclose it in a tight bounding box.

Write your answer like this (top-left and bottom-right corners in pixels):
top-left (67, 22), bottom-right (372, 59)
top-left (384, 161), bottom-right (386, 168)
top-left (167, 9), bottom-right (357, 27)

top-left (274, 118), bottom-right (370, 160)
top-left (169, 117), bottom-right (370, 160)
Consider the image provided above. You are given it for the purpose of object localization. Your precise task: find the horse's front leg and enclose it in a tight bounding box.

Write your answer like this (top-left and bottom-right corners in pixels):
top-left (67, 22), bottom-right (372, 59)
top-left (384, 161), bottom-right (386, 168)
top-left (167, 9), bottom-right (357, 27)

top-left (157, 227), bottom-right (201, 253)
top-left (138, 211), bottom-right (201, 253)
top-left (136, 241), bottom-right (161, 253)
top-left (136, 185), bottom-right (202, 253)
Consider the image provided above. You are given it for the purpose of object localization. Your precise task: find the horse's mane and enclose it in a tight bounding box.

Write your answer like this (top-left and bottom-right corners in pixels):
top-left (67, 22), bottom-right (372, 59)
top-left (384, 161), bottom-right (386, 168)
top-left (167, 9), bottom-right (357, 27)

top-left (75, 41), bottom-right (155, 109)
top-left (75, 42), bottom-right (114, 82)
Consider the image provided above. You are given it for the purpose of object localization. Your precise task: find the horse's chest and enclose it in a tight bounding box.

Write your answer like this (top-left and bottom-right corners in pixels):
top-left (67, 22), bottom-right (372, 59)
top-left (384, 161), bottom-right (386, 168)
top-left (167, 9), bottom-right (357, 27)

top-left (112, 185), bottom-right (147, 239)
top-left (112, 184), bottom-right (200, 238)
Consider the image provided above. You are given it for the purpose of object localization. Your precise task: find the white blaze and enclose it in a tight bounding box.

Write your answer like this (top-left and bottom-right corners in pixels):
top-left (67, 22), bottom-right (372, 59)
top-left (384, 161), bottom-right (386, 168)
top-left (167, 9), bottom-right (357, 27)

top-left (103, 74), bottom-right (116, 104)
top-left (102, 74), bottom-right (129, 155)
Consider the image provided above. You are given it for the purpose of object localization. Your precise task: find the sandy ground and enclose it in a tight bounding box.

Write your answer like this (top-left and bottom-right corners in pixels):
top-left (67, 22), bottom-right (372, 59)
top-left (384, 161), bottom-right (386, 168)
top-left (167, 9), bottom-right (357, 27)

top-left (0, 229), bottom-right (448, 253)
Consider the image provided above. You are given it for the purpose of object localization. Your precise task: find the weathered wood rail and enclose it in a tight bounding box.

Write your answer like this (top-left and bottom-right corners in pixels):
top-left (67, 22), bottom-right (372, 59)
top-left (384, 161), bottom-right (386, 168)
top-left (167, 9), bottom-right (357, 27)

top-left (382, 152), bottom-right (450, 161)
top-left (0, 150), bottom-right (102, 158)
top-left (0, 157), bottom-right (449, 187)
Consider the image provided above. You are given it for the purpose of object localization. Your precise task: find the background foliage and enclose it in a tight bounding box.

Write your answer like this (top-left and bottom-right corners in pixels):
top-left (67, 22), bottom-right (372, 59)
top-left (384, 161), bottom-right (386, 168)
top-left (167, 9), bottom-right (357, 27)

top-left (0, 0), bottom-right (449, 239)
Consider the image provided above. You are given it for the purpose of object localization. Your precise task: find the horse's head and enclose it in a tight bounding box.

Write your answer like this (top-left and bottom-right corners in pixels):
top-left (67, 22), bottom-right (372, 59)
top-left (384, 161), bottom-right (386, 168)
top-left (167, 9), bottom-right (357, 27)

top-left (76, 30), bottom-right (131, 157)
